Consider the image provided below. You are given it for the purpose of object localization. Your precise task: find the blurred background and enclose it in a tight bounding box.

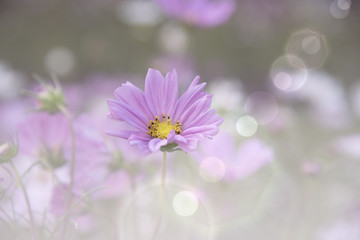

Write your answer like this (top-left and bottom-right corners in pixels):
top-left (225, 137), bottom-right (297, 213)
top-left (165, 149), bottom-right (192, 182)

top-left (1, 0), bottom-right (360, 240)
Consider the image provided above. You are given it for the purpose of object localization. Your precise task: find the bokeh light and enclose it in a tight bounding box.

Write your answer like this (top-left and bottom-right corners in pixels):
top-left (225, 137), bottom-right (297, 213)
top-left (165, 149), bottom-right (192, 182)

top-left (286, 29), bottom-right (328, 69)
top-left (0, 61), bottom-right (25, 99)
top-left (209, 78), bottom-right (244, 112)
top-left (271, 55), bottom-right (308, 91)
top-left (330, 0), bottom-right (351, 19)
top-left (116, 0), bottom-right (163, 26)
top-left (44, 47), bottom-right (76, 77)
top-left (236, 115), bottom-right (258, 137)
top-left (199, 157), bottom-right (226, 183)
top-left (158, 22), bottom-right (190, 55)
top-left (173, 191), bottom-right (199, 217)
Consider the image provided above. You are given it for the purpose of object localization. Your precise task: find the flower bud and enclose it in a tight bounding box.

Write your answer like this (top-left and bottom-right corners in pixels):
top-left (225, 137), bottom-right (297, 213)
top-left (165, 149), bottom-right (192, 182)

top-left (34, 76), bottom-right (66, 114)
top-left (0, 136), bottom-right (18, 163)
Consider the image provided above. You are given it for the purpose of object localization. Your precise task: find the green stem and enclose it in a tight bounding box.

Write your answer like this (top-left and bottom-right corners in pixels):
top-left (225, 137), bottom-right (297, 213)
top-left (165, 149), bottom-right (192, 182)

top-left (130, 174), bottom-right (138, 240)
top-left (150, 151), bottom-right (167, 240)
top-left (59, 105), bottom-right (76, 239)
top-left (9, 161), bottom-right (37, 238)
top-left (161, 151), bottom-right (167, 204)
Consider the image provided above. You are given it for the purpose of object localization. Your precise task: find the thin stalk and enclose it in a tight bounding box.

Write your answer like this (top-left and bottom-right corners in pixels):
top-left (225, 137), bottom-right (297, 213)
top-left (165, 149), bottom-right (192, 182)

top-left (59, 105), bottom-right (76, 239)
top-left (49, 186), bottom-right (107, 239)
top-left (129, 174), bottom-right (138, 240)
top-left (160, 151), bottom-right (167, 210)
top-left (150, 151), bottom-right (167, 240)
top-left (9, 161), bottom-right (37, 239)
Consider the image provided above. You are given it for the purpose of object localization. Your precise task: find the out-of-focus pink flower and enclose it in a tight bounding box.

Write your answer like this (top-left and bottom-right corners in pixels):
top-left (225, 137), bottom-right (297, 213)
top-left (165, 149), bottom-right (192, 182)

top-left (107, 68), bottom-right (223, 154)
top-left (287, 71), bottom-right (352, 129)
top-left (17, 112), bottom-right (70, 169)
top-left (71, 115), bottom-right (110, 194)
top-left (49, 184), bottom-right (82, 216)
top-left (97, 170), bottom-right (132, 199)
top-left (8, 113), bottom-right (71, 217)
top-left (14, 167), bottom-right (54, 215)
top-left (302, 161), bottom-right (322, 175)
top-left (192, 132), bottom-right (274, 182)
top-left (316, 218), bottom-right (360, 240)
top-left (331, 134), bottom-right (360, 159)
top-left (69, 115), bottom-right (142, 200)
top-left (155, 0), bottom-right (236, 28)
top-left (0, 99), bottom-right (29, 135)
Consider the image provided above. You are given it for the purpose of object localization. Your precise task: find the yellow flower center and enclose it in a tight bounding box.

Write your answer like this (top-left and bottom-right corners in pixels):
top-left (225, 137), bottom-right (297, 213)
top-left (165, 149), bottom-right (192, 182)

top-left (147, 114), bottom-right (182, 139)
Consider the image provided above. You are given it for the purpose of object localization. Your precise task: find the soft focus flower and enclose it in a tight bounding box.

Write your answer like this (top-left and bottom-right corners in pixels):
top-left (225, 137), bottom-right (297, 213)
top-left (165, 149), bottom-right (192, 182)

top-left (0, 99), bottom-right (29, 134)
top-left (107, 68), bottom-right (223, 154)
top-left (11, 166), bottom-right (55, 216)
top-left (192, 132), bottom-right (274, 182)
top-left (155, 0), bottom-right (236, 28)
top-left (11, 112), bottom-right (71, 217)
top-left (302, 161), bottom-right (322, 175)
top-left (17, 112), bottom-right (70, 169)
top-left (317, 218), bottom-right (360, 240)
top-left (70, 115), bottom-right (110, 194)
top-left (287, 71), bottom-right (351, 129)
top-left (49, 184), bottom-right (82, 216)
top-left (331, 134), bottom-right (360, 159)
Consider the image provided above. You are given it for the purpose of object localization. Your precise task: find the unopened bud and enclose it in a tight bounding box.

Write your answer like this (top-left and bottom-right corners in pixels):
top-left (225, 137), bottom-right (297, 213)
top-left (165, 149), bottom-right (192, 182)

top-left (0, 136), bottom-right (18, 163)
top-left (29, 74), bottom-right (66, 114)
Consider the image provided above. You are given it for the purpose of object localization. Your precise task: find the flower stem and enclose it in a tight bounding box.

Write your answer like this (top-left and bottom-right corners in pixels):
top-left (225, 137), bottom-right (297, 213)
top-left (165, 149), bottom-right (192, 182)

top-left (59, 105), bottom-right (76, 239)
top-left (9, 161), bottom-right (37, 238)
top-left (161, 151), bottom-right (167, 204)
top-left (150, 151), bottom-right (167, 240)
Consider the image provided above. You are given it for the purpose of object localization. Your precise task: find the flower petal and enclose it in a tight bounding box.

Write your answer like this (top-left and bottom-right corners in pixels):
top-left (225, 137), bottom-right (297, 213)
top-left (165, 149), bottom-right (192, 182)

top-left (145, 68), bottom-right (179, 117)
top-left (114, 82), bottom-right (153, 120)
top-left (105, 130), bottom-right (138, 139)
top-left (189, 109), bottom-right (224, 127)
top-left (177, 133), bottom-right (204, 152)
top-left (172, 76), bottom-right (207, 121)
top-left (167, 129), bottom-right (187, 145)
top-left (107, 99), bottom-right (148, 131)
top-left (164, 69), bottom-right (179, 116)
top-left (145, 68), bottom-right (165, 117)
top-left (181, 125), bottom-right (219, 136)
top-left (148, 138), bottom-right (168, 152)
top-left (179, 94), bottom-right (212, 127)
top-left (128, 133), bottom-right (152, 155)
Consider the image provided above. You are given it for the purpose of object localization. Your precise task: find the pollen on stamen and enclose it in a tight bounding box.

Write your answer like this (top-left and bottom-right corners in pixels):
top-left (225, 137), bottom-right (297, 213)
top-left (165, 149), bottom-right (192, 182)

top-left (147, 114), bottom-right (182, 139)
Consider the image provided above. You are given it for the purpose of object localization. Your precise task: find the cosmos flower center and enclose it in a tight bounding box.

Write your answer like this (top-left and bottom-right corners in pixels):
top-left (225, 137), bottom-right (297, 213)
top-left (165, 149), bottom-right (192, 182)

top-left (147, 114), bottom-right (182, 139)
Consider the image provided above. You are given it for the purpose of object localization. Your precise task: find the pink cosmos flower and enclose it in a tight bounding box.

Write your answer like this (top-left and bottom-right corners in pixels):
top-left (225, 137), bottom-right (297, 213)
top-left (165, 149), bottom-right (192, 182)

top-left (155, 0), bottom-right (236, 28)
top-left (17, 112), bottom-right (70, 169)
top-left (192, 132), bottom-right (274, 181)
top-left (107, 68), bottom-right (223, 154)
top-left (331, 134), bottom-right (360, 159)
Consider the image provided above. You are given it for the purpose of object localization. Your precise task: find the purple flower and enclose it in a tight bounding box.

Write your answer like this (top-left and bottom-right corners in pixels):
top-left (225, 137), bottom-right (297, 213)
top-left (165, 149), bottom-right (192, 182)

top-left (107, 68), bottom-right (223, 154)
top-left (155, 0), bottom-right (236, 28)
